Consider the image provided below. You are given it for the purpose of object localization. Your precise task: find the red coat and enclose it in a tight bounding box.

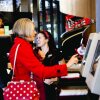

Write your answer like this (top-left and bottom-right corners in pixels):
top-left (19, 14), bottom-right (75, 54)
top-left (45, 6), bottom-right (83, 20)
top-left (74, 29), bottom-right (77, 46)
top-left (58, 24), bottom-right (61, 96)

top-left (9, 37), bottom-right (67, 81)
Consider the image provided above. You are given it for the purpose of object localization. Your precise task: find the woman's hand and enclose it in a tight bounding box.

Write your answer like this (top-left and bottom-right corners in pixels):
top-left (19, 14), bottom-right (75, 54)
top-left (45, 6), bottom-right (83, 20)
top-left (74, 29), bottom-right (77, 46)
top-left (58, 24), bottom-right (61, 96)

top-left (66, 54), bottom-right (79, 68)
top-left (44, 77), bottom-right (58, 85)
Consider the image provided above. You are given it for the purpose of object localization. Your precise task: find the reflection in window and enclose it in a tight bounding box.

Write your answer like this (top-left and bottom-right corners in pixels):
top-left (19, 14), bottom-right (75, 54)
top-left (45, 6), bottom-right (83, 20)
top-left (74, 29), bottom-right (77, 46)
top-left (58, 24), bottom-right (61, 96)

top-left (0, 0), bottom-right (13, 11)
top-left (38, 0), bottom-right (60, 48)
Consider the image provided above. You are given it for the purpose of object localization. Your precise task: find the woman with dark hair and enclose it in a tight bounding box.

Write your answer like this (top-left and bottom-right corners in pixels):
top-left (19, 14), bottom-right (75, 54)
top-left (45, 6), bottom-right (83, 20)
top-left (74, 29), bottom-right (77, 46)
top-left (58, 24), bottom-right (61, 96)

top-left (35, 30), bottom-right (66, 100)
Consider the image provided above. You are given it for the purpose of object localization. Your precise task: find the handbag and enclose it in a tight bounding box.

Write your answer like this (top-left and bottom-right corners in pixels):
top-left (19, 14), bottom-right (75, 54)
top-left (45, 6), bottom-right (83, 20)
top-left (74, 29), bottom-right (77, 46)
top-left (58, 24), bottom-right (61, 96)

top-left (3, 44), bottom-right (40, 100)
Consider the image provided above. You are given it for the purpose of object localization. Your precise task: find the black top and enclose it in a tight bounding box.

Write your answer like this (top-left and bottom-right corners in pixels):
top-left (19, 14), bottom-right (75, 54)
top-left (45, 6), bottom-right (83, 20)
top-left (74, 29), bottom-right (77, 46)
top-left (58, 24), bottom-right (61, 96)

top-left (42, 48), bottom-right (64, 66)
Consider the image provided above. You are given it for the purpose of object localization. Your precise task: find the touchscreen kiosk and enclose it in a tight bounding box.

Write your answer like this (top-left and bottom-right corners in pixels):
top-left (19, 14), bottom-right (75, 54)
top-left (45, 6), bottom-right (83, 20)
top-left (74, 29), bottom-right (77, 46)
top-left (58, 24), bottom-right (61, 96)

top-left (86, 38), bottom-right (100, 95)
top-left (80, 33), bottom-right (96, 77)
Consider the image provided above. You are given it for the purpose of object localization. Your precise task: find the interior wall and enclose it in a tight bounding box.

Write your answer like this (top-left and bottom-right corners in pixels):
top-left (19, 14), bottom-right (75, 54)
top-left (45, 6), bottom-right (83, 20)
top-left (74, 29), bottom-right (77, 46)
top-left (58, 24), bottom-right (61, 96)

top-left (60, 0), bottom-right (96, 19)
top-left (96, 0), bottom-right (100, 32)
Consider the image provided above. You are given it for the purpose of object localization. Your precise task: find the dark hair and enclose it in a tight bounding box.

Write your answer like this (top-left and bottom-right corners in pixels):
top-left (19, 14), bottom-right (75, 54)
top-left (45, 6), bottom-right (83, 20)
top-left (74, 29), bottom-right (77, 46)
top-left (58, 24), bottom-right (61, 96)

top-left (38, 30), bottom-right (57, 52)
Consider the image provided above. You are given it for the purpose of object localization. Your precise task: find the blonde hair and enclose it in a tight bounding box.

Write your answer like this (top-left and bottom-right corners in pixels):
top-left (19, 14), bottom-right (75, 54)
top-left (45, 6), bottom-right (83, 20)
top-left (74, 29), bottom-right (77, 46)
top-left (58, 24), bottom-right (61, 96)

top-left (12, 18), bottom-right (35, 37)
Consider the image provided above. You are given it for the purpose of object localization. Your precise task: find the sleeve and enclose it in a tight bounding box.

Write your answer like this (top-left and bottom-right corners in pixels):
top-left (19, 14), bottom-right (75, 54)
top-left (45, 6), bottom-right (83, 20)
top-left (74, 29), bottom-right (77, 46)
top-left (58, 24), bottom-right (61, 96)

top-left (18, 44), bottom-right (68, 79)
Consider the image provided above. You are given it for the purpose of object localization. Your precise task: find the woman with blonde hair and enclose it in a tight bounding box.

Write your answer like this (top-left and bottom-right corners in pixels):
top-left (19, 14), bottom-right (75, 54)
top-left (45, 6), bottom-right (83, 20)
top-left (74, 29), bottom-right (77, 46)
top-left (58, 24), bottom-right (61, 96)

top-left (8, 18), bottom-right (78, 100)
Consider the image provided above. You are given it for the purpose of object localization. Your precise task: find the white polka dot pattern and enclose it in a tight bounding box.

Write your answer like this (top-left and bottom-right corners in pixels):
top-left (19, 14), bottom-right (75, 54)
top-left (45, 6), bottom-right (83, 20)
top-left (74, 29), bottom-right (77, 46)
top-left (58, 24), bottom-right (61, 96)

top-left (3, 81), bottom-right (40, 100)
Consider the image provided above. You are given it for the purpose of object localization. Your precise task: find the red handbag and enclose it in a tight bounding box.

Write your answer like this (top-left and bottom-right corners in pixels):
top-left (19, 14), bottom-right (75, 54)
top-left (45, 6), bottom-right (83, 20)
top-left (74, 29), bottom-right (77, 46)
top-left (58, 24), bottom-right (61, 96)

top-left (3, 44), bottom-right (40, 100)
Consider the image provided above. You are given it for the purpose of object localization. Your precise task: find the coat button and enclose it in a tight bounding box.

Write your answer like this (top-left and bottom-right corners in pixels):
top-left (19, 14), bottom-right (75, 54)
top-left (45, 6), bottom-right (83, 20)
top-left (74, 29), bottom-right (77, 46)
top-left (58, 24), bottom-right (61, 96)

top-left (57, 70), bottom-right (60, 73)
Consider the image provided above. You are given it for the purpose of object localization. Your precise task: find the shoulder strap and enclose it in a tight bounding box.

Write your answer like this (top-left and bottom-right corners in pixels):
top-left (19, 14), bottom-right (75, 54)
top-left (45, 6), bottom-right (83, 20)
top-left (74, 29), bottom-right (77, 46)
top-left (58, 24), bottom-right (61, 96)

top-left (12, 43), bottom-right (33, 80)
top-left (12, 44), bottom-right (20, 77)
